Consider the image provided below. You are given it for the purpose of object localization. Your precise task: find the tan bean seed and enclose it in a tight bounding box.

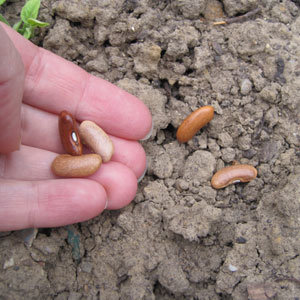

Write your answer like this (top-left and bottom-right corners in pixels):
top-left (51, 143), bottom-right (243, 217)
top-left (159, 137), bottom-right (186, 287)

top-left (52, 154), bottom-right (102, 177)
top-left (79, 121), bottom-right (114, 162)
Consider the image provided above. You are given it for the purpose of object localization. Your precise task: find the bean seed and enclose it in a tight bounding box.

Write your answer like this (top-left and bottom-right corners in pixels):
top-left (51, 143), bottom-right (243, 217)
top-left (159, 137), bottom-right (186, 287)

top-left (211, 164), bottom-right (257, 189)
top-left (79, 121), bottom-right (114, 162)
top-left (176, 106), bottom-right (214, 143)
top-left (59, 111), bottom-right (82, 156)
top-left (52, 154), bottom-right (102, 177)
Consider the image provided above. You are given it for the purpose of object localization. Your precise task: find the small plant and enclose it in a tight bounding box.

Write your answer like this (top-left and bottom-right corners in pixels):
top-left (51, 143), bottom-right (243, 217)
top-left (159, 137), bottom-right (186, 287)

top-left (0, 0), bottom-right (49, 39)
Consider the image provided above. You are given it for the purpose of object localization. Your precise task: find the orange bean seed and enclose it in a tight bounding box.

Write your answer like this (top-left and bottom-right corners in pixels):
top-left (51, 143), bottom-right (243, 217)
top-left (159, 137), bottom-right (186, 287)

top-left (176, 105), bottom-right (214, 143)
top-left (51, 154), bottom-right (102, 178)
top-left (211, 164), bottom-right (257, 189)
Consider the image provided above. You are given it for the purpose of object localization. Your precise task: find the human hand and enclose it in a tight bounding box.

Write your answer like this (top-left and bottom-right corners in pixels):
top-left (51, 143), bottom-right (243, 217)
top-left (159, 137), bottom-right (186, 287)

top-left (0, 23), bottom-right (152, 231)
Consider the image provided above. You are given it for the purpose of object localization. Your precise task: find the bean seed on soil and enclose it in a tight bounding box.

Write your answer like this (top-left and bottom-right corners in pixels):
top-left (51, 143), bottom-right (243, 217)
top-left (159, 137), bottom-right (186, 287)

top-left (176, 106), bottom-right (214, 143)
top-left (211, 164), bottom-right (257, 189)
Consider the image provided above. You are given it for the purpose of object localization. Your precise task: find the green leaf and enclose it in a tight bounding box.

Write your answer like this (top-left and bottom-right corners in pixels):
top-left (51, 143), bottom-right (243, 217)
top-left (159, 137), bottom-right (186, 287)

top-left (0, 0), bottom-right (6, 6)
top-left (0, 14), bottom-right (10, 25)
top-left (23, 26), bottom-right (32, 39)
top-left (21, 0), bottom-right (40, 24)
top-left (16, 25), bottom-right (25, 35)
top-left (27, 17), bottom-right (49, 27)
top-left (13, 20), bottom-right (22, 31)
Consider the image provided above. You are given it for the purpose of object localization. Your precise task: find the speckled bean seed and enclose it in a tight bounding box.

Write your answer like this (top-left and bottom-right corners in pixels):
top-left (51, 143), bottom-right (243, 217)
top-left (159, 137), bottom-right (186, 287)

top-left (51, 154), bottom-right (102, 177)
top-left (176, 106), bottom-right (214, 143)
top-left (79, 121), bottom-right (114, 162)
top-left (59, 111), bottom-right (82, 156)
top-left (211, 164), bottom-right (257, 189)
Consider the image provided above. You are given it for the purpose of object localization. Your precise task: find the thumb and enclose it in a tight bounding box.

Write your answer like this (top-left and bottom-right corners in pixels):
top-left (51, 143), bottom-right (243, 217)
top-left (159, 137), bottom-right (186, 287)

top-left (0, 23), bottom-right (24, 153)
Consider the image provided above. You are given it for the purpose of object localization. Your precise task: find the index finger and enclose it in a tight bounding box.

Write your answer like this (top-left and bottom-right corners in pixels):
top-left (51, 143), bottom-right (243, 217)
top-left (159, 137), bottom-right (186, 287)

top-left (2, 23), bottom-right (152, 140)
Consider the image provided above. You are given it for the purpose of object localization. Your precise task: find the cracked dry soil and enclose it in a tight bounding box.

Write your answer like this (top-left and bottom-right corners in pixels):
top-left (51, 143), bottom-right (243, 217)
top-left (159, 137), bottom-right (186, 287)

top-left (1, 0), bottom-right (300, 299)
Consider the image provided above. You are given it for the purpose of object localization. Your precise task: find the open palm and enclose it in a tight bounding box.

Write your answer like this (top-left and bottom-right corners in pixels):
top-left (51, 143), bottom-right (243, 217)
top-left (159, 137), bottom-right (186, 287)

top-left (0, 23), bottom-right (152, 231)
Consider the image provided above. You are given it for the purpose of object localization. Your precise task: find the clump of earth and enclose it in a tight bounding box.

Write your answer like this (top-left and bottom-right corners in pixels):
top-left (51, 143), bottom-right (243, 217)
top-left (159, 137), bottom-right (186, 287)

top-left (1, 0), bottom-right (300, 299)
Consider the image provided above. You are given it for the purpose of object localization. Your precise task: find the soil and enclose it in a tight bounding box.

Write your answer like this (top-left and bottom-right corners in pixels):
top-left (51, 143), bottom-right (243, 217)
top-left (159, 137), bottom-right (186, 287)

top-left (1, 0), bottom-right (300, 299)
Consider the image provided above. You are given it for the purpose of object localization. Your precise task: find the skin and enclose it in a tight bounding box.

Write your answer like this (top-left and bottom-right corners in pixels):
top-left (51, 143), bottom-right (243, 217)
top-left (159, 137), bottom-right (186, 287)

top-left (176, 106), bottom-right (214, 143)
top-left (0, 23), bottom-right (152, 231)
top-left (211, 164), bottom-right (257, 189)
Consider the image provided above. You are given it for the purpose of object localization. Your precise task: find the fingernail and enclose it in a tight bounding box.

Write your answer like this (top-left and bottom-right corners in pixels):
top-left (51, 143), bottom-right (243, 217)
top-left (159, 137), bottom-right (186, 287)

top-left (104, 199), bottom-right (109, 210)
top-left (138, 159), bottom-right (148, 183)
top-left (140, 120), bottom-right (153, 141)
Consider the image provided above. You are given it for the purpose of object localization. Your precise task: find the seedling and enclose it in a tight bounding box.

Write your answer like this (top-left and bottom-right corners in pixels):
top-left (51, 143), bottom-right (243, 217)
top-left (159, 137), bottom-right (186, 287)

top-left (0, 0), bottom-right (49, 39)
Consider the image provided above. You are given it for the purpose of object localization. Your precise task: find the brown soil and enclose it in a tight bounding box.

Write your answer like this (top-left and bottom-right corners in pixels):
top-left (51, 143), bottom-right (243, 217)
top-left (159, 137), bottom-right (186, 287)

top-left (1, 0), bottom-right (300, 299)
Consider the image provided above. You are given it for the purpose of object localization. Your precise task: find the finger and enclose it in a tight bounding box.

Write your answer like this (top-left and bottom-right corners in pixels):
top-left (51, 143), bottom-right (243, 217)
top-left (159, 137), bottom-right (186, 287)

top-left (0, 24), bottom-right (24, 153)
top-left (89, 161), bottom-right (137, 210)
top-left (0, 178), bottom-right (107, 231)
top-left (0, 145), bottom-right (138, 210)
top-left (2, 23), bottom-right (152, 140)
top-left (21, 105), bottom-right (147, 178)
top-left (110, 136), bottom-right (147, 179)
top-left (0, 146), bottom-right (56, 180)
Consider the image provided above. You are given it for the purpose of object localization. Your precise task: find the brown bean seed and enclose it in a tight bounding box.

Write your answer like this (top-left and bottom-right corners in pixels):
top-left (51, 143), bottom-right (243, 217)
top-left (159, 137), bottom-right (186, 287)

top-left (79, 121), bottom-right (114, 162)
top-left (211, 164), bottom-right (257, 189)
top-left (176, 106), bottom-right (214, 143)
top-left (59, 111), bottom-right (82, 155)
top-left (51, 154), bottom-right (102, 177)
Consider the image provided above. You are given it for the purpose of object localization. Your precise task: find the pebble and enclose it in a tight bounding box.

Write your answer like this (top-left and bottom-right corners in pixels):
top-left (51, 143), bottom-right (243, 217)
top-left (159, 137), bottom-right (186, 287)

top-left (240, 79), bottom-right (253, 95)
top-left (228, 264), bottom-right (238, 272)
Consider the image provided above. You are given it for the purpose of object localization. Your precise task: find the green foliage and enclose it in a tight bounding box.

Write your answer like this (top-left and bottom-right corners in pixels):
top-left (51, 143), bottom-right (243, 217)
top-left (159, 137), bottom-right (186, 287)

top-left (0, 13), bottom-right (9, 25)
top-left (0, 0), bottom-right (49, 39)
top-left (0, 0), bottom-right (9, 25)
